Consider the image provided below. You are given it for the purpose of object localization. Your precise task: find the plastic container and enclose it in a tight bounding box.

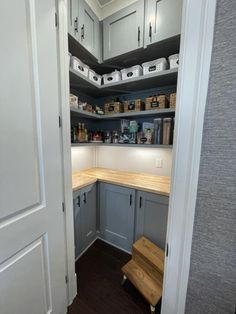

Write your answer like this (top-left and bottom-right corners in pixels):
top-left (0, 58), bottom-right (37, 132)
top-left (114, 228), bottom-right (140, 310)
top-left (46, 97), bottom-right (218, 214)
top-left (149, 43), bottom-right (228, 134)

top-left (88, 69), bottom-right (102, 86)
top-left (103, 70), bottom-right (121, 85)
top-left (169, 54), bottom-right (179, 69)
top-left (142, 58), bottom-right (168, 75)
top-left (154, 118), bottom-right (163, 144)
top-left (163, 118), bottom-right (172, 145)
top-left (71, 56), bottom-right (89, 77)
top-left (121, 65), bottom-right (143, 81)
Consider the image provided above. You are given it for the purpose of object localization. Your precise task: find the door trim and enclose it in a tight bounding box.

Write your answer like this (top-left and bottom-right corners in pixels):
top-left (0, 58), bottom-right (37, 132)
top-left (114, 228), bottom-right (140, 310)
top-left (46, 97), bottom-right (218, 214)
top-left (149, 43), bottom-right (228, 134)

top-left (161, 0), bottom-right (217, 313)
top-left (57, 0), bottom-right (77, 306)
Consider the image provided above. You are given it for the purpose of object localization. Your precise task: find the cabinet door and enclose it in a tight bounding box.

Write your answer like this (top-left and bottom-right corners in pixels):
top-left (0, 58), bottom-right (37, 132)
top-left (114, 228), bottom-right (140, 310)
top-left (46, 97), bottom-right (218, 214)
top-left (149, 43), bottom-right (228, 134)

top-left (145, 0), bottom-right (182, 46)
top-left (81, 184), bottom-right (97, 248)
top-left (135, 191), bottom-right (169, 250)
top-left (73, 190), bottom-right (83, 259)
top-left (103, 0), bottom-right (144, 60)
top-left (68, 0), bottom-right (79, 41)
top-left (78, 0), bottom-right (100, 60)
top-left (100, 183), bottom-right (135, 252)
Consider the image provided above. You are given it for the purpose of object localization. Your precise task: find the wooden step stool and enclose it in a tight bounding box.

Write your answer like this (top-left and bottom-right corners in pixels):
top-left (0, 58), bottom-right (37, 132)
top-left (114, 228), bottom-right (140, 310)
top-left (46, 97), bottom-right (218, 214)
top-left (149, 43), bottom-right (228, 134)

top-left (121, 236), bottom-right (165, 314)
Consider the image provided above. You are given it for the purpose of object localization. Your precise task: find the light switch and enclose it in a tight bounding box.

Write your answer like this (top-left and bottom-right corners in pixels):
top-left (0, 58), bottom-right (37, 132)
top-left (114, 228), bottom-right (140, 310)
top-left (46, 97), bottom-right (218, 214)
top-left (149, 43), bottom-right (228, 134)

top-left (155, 158), bottom-right (163, 168)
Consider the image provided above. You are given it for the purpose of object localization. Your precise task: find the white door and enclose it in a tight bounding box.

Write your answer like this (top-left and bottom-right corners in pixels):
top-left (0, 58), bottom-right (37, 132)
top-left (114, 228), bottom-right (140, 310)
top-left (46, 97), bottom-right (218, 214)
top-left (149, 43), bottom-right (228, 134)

top-left (0, 1), bottom-right (67, 314)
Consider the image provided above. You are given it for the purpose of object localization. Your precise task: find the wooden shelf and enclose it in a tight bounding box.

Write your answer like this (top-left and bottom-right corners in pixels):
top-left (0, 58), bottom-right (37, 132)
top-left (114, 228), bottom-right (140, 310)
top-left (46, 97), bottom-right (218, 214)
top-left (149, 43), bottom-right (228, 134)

top-left (71, 143), bottom-right (173, 149)
top-left (69, 67), bottom-right (178, 98)
top-left (70, 107), bottom-right (175, 120)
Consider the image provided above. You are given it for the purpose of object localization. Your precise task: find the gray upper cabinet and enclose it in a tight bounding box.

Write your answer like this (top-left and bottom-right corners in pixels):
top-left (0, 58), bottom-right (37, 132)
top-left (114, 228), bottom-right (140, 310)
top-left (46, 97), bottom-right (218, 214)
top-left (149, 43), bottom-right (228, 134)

top-left (103, 0), bottom-right (144, 61)
top-left (68, 0), bottom-right (79, 41)
top-left (73, 184), bottom-right (97, 259)
top-left (145, 0), bottom-right (182, 46)
top-left (135, 191), bottom-right (169, 250)
top-left (99, 183), bottom-right (135, 252)
top-left (78, 0), bottom-right (100, 60)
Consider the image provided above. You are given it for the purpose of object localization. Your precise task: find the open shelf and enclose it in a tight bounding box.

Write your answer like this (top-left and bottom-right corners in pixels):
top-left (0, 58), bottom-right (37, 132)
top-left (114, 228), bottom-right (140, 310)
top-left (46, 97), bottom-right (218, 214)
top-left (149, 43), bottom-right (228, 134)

top-left (70, 107), bottom-right (175, 120)
top-left (71, 143), bottom-right (172, 149)
top-left (69, 67), bottom-right (178, 98)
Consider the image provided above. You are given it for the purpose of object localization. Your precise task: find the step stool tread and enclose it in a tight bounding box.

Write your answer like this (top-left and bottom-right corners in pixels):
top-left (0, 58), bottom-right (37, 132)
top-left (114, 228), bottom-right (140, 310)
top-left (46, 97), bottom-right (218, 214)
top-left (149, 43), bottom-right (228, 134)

top-left (122, 259), bottom-right (162, 306)
top-left (133, 237), bottom-right (165, 274)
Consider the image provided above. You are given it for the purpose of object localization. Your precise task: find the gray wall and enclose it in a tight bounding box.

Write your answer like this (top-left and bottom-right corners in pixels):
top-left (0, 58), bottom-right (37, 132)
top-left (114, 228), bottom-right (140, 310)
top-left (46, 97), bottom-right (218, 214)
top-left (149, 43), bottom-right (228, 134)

top-left (185, 1), bottom-right (236, 313)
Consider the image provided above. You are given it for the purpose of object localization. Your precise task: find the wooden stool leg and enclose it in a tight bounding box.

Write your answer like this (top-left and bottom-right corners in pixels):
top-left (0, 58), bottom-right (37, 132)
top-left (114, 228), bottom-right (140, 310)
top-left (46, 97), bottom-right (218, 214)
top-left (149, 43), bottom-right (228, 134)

top-left (121, 274), bottom-right (127, 285)
top-left (150, 305), bottom-right (155, 314)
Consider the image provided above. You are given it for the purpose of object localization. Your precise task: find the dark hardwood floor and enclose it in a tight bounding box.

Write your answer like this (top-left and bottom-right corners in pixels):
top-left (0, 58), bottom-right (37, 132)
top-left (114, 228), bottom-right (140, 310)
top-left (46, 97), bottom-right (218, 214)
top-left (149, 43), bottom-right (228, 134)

top-left (67, 239), bottom-right (161, 314)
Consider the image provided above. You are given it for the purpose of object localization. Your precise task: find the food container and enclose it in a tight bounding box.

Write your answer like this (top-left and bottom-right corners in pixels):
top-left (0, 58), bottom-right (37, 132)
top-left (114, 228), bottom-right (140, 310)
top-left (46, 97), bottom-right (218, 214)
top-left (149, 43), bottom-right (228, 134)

top-left (119, 132), bottom-right (136, 144)
top-left (121, 65), bottom-right (143, 81)
top-left (69, 94), bottom-right (78, 109)
top-left (104, 131), bottom-right (112, 143)
top-left (154, 118), bottom-right (163, 144)
top-left (71, 56), bottom-right (89, 77)
top-left (112, 131), bottom-right (119, 144)
top-left (121, 119), bottom-right (130, 133)
top-left (89, 69), bottom-right (102, 86)
top-left (142, 58), bottom-right (168, 75)
top-left (103, 70), bottom-right (121, 85)
top-left (145, 95), bottom-right (169, 110)
top-left (169, 93), bottom-right (176, 108)
top-left (169, 54), bottom-right (179, 69)
top-left (104, 102), bottom-right (124, 115)
top-left (163, 118), bottom-right (172, 145)
top-left (129, 121), bottom-right (138, 133)
top-left (123, 99), bottom-right (145, 112)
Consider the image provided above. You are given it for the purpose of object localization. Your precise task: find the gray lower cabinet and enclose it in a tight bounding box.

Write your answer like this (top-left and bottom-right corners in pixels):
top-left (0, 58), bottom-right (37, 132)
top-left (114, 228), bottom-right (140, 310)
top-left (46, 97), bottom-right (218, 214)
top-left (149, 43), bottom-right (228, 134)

top-left (99, 183), bottom-right (135, 252)
top-left (135, 190), bottom-right (169, 250)
top-left (145, 0), bottom-right (182, 46)
top-left (103, 0), bottom-right (144, 60)
top-left (73, 183), bottom-right (96, 259)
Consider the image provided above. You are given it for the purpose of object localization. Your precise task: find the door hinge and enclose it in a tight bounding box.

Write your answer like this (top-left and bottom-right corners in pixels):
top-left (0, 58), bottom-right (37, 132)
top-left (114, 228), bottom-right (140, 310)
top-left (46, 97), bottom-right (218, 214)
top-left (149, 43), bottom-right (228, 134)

top-left (62, 202), bottom-right (65, 213)
top-left (55, 12), bottom-right (58, 27)
top-left (65, 275), bottom-right (68, 284)
top-left (59, 115), bottom-right (62, 128)
top-left (166, 243), bottom-right (169, 257)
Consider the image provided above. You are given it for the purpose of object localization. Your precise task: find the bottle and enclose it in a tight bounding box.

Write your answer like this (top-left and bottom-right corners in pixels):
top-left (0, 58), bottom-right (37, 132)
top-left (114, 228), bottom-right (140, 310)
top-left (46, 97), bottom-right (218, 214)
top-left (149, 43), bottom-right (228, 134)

top-left (77, 123), bottom-right (81, 142)
top-left (81, 123), bottom-right (85, 142)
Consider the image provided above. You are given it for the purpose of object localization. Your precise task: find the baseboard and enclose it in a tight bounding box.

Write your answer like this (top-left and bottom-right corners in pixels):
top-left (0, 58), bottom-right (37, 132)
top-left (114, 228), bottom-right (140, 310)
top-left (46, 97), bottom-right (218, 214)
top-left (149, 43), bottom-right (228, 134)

top-left (74, 236), bottom-right (131, 262)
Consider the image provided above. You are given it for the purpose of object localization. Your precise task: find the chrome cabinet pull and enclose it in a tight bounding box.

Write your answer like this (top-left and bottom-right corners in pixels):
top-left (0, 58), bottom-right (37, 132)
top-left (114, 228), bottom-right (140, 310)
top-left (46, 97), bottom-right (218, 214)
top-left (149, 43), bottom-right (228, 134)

top-left (138, 26), bottom-right (140, 42)
top-left (77, 195), bottom-right (80, 207)
top-left (81, 24), bottom-right (85, 39)
top-left (149, 22), bottom-right (152, 38)
top-left (83, 192), bottom-right (87, 204)
top-left (74, 17), bottom-right (78, 33)
top-left (139, 196), bottom-right (142, 208)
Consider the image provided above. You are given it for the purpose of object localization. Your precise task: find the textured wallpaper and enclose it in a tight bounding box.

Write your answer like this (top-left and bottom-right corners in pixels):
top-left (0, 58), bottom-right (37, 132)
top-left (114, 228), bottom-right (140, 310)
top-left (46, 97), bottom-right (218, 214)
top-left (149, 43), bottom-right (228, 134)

top-left (185, 0), bottom-right (236, 313)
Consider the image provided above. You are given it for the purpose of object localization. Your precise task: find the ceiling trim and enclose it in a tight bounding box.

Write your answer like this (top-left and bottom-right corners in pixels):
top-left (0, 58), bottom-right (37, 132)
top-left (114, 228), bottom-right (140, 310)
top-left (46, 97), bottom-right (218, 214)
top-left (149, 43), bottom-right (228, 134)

top-left (95, 0), bottom-right (115, 9)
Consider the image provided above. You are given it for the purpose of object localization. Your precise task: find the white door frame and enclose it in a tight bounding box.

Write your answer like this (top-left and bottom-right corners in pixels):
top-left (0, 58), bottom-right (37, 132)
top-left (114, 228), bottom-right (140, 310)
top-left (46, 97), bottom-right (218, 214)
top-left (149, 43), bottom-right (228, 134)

top-left (161, 0), bottom-right (217, 313)
top-left (57, 0), bottom-right (217, 311)
top-left (57, 0), bottom-right (77, 306)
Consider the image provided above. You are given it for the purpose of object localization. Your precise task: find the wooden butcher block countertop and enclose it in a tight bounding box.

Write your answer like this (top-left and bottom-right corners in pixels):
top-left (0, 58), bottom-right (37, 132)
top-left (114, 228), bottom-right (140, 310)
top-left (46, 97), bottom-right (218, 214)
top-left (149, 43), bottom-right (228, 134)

top-left (72, 168), bottom-right (170, 196)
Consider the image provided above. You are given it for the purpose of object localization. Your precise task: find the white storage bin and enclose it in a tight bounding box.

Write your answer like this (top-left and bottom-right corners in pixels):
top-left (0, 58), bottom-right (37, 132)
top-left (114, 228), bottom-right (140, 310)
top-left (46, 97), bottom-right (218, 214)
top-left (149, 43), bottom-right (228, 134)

top-left (169, 54), bottom-right (179, 69)
top-left (103, 70), bottom-right (121, 85)
top-left (142, 58), bottom-right (168, 75)
top-left (71, 56), bottom-right (89, 77)
top-left (121, 65), bottom-right (143, 80)
top-left (89, 69), bottom-right (102, 86)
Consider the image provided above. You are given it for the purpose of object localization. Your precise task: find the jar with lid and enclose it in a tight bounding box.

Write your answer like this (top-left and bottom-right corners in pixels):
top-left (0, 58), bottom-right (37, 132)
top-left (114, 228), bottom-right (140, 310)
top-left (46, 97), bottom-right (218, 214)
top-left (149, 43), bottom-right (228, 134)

top-left (163, 118), bottom-right (172, 145)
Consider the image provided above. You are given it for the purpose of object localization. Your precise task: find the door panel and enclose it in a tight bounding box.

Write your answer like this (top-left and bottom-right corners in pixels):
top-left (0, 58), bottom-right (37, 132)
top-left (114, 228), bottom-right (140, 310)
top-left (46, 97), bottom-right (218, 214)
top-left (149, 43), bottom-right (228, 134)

top-left (0, 1), bottom-right (67, 313)
top-left (0, 237), bottom-right (51, 314)
top-left (100, 183), bottom-right (135, 252)
top-left (103, 0), bottom-right (144, 60)
top-left (135, 191), bottom-right (169, 249)
top-left (145, 0), bottom-right (182, 46)
top-left (79, 0), bottom-right (100, 60)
